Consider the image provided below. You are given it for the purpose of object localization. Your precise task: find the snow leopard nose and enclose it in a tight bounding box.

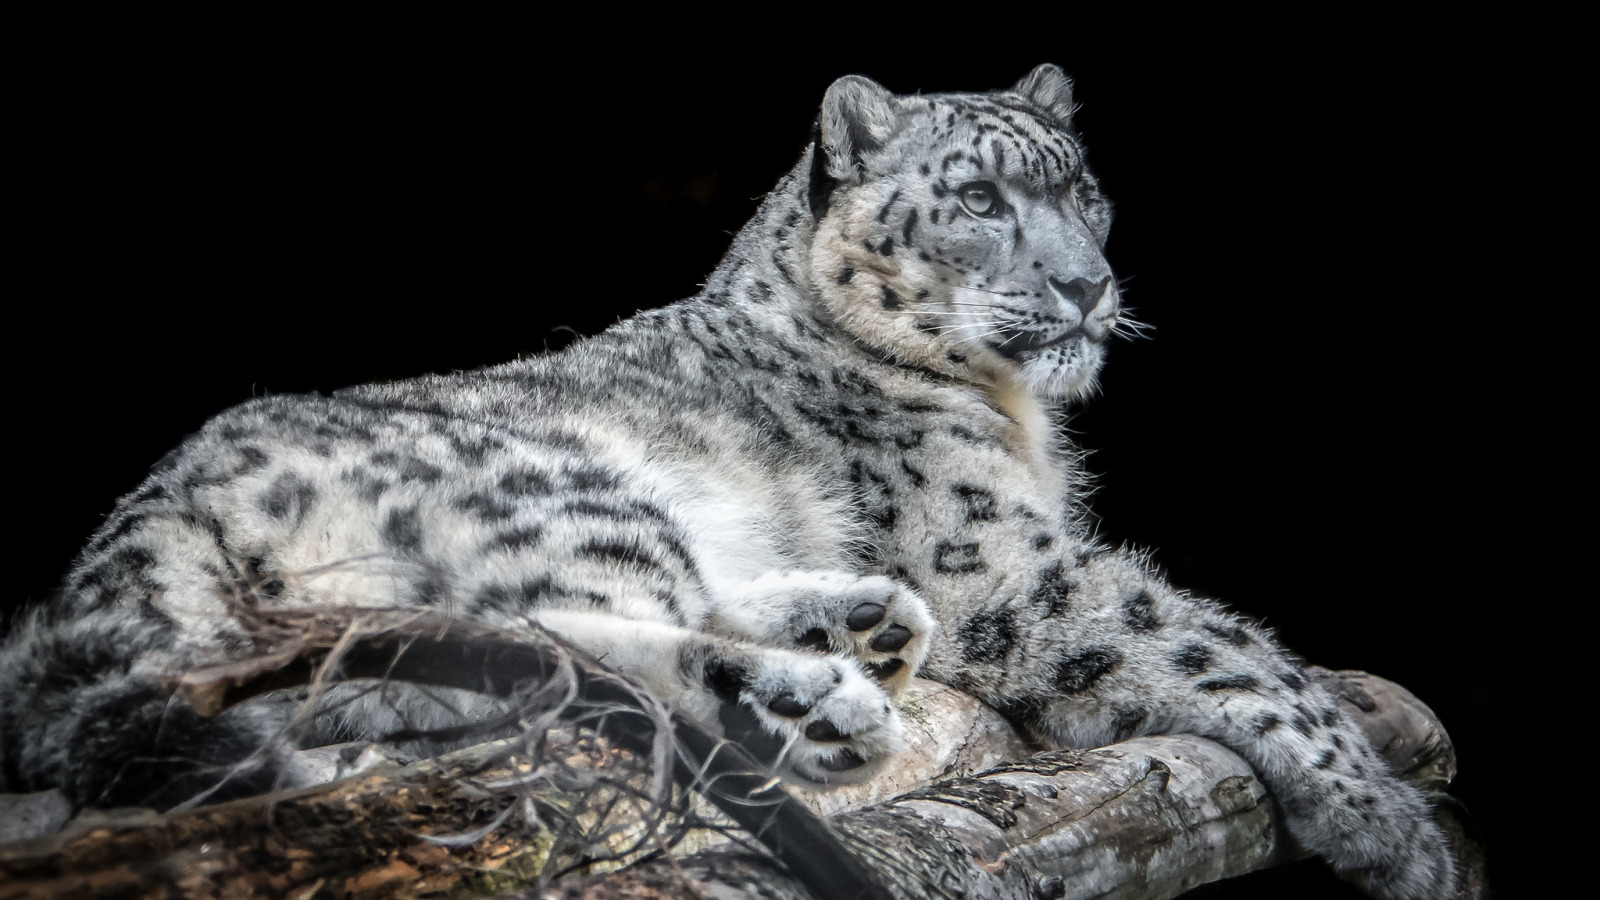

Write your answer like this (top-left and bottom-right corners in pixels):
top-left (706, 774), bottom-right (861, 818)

top-left (1048, 276), bottom-right (1112, 318)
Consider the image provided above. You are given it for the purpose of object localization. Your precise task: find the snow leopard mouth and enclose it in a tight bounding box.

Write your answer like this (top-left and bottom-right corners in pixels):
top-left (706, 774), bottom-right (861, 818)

top-left (989, 327), bottom-right (1085, 360)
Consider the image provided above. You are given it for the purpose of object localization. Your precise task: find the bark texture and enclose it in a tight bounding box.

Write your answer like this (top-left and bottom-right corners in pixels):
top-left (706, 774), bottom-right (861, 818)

top-left (555, 672), bottom-right (1481, 900)
top-left (0, 614), bottom-right (1477, 900)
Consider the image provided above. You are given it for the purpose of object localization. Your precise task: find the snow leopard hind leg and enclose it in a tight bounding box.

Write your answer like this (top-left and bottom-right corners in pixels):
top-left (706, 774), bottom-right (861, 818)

top-left (923, 539), bottom-right (1457, 900)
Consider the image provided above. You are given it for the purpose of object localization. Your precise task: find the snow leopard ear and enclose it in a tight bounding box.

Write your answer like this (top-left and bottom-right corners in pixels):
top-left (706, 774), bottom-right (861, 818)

top-left (818, 74), bottom-right (902, 182)
top-left (1012, 63), bottom-right (1076, 127)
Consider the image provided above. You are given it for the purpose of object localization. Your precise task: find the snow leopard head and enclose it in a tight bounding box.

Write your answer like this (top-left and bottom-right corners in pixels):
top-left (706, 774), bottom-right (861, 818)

top-left (806, 64), bottom-right (1122, 401)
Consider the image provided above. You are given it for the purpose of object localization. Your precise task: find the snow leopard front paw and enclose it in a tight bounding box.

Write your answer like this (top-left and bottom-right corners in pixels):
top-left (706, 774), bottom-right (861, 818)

top-left (699, 644), bottom-right (903, 786)
top-left (714, 570), bottom-right (933, 697)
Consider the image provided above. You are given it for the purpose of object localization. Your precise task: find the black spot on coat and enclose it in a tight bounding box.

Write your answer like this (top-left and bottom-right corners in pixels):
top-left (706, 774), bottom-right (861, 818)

top-left (1293, 705), bottom-right (1320, 736)
top-left (397, 457), bottom-right (443, 484)
top-left (957, 607), bottom-right (1017, 663)
top-left (235, 446), bottom-right (271, 476)
top-left (87, 512), bottom-right (149, 554)
top-left (1196, 674), bottom-right (1259, 693)
top-left (566, 465), bottom-right (620, 491)
top-left (703, 657), bottom-right (751, 701)
top-left (900, 459), bottom-right (926, 486)
top-left (474, 576), bottom-right (558, 611)
top-left (1112, 704), bottom-right (1148, 741)
top-left (1172, 644), bottom-right (1212, 676)
top-left (491, 526), bottom-right (544, 551)
top-left (1203, 622), bottom-right (1252, 647)
top-left (578, 539), bottom-right (666, 575)
top-left (258, 472), bottom-right (317, 527)
top-left (454, 492), bottom-right (517, 521)
top-left (1054, 646), bottom-right (1122, 694)
top-left (951, 484), bottom-right (998, 522)
top-left (383, 506), bottom-right (425, 553)
top-left (933, 540), bottom-right (986, 574)
top-left (1123, 592), bottom-right (1161, 632)
top-left (500, 469), bottom-right (554, 496)
top-left (1029, 561), bottom-right (1072, 617)
top-left (991, 695), bottom-right (1045, 732)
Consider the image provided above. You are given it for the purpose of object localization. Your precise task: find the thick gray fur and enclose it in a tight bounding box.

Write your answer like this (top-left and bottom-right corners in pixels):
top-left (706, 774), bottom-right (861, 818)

top-left (0, 66), bottom-right (1453, 898)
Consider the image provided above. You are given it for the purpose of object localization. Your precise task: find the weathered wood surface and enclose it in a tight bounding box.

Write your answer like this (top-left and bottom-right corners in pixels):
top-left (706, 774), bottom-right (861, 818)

top-left (552, 736), bottom-right (1280, 900)
top-left (547, 668), bottom-right (1480, 900)
top-left (0, 664), bottom-right (1468, 900)
top-left (0, 614), bottom-right (1475, 898)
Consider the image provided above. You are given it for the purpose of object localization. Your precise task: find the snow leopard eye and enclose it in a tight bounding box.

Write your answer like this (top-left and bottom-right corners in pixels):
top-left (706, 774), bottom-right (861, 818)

top-left (959, 181), bottom-right (1001, 217)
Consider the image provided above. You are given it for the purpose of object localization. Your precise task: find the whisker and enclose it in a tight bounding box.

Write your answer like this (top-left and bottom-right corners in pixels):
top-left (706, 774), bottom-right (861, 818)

top-left (916, 312), bottom-right (1014, 323)
top-left (920, 317), bottom-right (1008, 330)
top-left (953, 320), bottom-right (1004, 337)
top-left (1111, 312), bottom-right (1153, 340)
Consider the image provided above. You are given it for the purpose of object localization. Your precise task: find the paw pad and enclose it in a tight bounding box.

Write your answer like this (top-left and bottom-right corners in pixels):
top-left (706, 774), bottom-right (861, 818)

top-left (804, 719), bottom-right (847, 741)
top-left (767, 692), bottom-right (811, 717)
top-left (724, 570), bottom-right (934, 699)
top-left (796, 628), bottom-right (832, 652)
top-left (866, 659), bottom-right (905, 681)
top-left (700, 645), bottom-right (903, 786)
top-left (846, 602), bottom-right (886, 630)
top-left (869, 624), bottom-right (912, 652)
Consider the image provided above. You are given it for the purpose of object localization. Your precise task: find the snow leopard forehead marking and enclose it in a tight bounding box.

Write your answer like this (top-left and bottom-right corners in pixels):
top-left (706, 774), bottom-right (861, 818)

top-left (914, 93), bottom-right (1086, 198)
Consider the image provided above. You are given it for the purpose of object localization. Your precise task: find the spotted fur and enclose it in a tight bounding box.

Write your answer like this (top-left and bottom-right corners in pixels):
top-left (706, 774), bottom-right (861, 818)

top-left (0, 66), bottom-right (1452, 898)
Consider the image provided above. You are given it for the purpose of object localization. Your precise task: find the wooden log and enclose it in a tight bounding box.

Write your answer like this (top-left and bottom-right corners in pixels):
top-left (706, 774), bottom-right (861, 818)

top-left (0, 613), bottom-right (1468, 899)
top-left (553, 736), bottom-right (1284, 900)
top-left (551, 669), bottom-right (1473, 900)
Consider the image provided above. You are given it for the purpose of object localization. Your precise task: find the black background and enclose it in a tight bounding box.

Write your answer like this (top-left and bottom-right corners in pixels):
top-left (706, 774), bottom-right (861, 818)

top-left (11, 19), bottom-right (1529, 896)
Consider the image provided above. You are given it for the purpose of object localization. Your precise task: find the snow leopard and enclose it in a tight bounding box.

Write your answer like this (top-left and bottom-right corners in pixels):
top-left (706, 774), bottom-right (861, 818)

top-left (0, 65), bottom-right (1454, 898)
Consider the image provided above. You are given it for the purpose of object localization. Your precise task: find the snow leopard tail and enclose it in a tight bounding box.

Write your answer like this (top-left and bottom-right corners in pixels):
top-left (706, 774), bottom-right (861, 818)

top-left (0, 606), bottom-right (295, 810)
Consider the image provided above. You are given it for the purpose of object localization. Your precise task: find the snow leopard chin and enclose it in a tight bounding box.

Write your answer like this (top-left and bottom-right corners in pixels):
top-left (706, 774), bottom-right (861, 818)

top-left (1015, 336), bottom-right (1107, 402)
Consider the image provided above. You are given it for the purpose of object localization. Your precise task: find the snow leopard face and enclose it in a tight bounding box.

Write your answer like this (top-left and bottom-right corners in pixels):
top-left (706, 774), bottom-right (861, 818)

top-left (807, 65), bottom-right (1120, 400)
